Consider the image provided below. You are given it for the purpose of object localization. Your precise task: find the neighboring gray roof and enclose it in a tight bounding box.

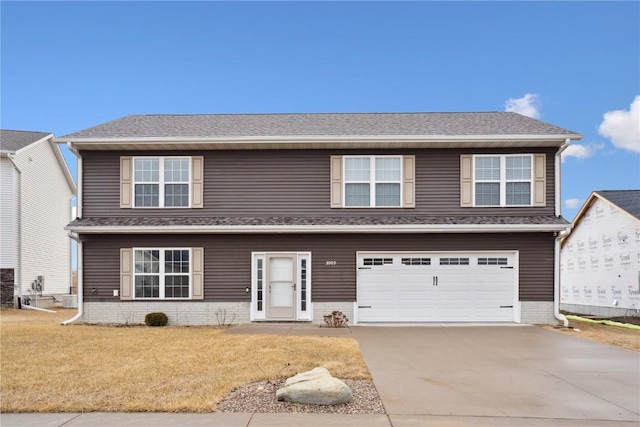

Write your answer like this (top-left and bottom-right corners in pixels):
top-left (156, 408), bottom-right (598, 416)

top-left (596, 190), bottom-right (640, 220)
top-left (68, 215), bottom-right (569, 228)
top-left (59, 112), bottom-right (581, 140)
top-left (1, 129), bottom-right (52, 153)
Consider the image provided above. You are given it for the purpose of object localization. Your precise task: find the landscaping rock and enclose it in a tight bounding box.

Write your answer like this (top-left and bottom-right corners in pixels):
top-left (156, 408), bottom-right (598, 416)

top-left (275, 367), bottom-right (353, 405)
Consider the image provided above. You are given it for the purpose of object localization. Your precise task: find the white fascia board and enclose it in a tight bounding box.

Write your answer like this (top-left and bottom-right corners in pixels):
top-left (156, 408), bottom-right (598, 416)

top-left (58, 133), bottom-right (583, 149)
top-left (13, 133), bottom-right (55, 156)
top-left (50, 140), bottom-right (77, 193)
top-left (66, 223), bottom-right (570, 234)
top-left (14, 134), bottom-right (76, 193)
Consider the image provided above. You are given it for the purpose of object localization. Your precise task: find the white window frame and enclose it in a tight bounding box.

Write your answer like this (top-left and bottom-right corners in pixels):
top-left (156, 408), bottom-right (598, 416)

top-left (343, 155), bottom-right (403, 208)
top-left (473, 154), bottom-right (533, 207)
top-left (133, 247), bottom-right (192, 299)
top-left (132, 156), bottom-right (191, 208)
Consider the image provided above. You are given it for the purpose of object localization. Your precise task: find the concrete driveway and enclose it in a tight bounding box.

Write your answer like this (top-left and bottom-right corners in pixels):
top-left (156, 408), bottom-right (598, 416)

top-left (351, 325), bottom-right (640, 426)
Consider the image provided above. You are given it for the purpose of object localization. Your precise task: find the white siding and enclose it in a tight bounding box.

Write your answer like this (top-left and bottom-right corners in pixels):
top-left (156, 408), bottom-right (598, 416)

top-left (0, 157), bottom-right (16, 269)
top-left (12, 139), bottom-right (73, 296)
top-left (561, 198), bottom-right (640, 311)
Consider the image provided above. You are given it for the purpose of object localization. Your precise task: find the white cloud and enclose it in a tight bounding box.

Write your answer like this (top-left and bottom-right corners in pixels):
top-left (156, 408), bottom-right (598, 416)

top-left (561, 142), bottom-right (605, 162)
top-left (564, 198), bottom-right (583, 209)
top-left (598, 95), bottom-right (640, 153)
top-left (504, 93), bottom-right (541, 119)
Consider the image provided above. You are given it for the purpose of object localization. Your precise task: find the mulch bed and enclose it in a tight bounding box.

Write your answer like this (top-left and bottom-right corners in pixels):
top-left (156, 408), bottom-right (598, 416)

top-left (217, 378), bottom-right (385, 414)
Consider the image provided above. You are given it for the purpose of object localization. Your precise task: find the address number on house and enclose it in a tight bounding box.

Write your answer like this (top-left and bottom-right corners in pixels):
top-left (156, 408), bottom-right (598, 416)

top-left (325, 261), bottom-right (338, 266)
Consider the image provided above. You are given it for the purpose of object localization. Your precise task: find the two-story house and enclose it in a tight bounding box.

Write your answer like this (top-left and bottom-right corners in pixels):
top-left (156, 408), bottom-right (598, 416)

top-left (59, 112), bottom-right (582, 325)
top-left (1, 129), bottom-right (76, 308)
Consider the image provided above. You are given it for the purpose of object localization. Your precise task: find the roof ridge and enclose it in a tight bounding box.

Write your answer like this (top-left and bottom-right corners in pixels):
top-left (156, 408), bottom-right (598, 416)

top-left (138, 111), bottom-right (506, 117)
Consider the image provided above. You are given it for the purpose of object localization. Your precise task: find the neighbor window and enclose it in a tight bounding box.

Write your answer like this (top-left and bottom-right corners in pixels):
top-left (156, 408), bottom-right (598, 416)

top-left (133, 157), bottom-right (190, 207)
top-left (134, 249), bottom-right (190, 299)
top-left (344, 156), bottom-right (401, 207)
top-left (474, 155), bottom-right (532, 206)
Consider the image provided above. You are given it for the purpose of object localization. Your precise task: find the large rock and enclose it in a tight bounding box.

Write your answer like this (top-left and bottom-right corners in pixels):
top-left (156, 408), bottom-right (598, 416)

top-left (276, 367), bottom-right (353, 405)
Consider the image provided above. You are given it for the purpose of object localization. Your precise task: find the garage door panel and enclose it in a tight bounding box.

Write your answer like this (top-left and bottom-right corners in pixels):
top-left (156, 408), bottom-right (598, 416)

top-left (358, 252), bottom-right (516, 323)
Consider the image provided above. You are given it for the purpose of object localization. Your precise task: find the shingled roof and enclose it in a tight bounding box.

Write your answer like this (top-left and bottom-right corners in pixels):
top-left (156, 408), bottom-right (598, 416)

top-left (67, 215), bottom-right (570, 232)
top-left (1, 129), bottom-right (52, 153)
top-left (596, 190), bottom-right (640, 220)
top-left (60, 112), bottom-right (581, 140)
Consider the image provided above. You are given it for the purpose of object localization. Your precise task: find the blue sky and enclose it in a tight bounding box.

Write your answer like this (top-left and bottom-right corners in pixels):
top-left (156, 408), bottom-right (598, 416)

top-left (2, 1), bottom-right (639, 221)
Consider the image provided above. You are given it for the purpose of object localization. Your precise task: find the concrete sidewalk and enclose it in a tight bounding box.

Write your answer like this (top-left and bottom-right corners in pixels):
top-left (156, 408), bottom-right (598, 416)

top-left (3, 412), bottom-right (638, 426)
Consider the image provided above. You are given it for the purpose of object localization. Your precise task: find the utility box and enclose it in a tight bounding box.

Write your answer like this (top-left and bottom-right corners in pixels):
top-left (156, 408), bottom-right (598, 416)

top-left (63, 295), bottom-right (78, 308)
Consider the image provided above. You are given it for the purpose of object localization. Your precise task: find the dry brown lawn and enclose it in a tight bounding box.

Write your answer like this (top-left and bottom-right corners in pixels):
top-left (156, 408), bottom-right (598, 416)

top-left (0, 309), bottom-right (370, 413)
top-left (542, 318), bottom-right (640, 352)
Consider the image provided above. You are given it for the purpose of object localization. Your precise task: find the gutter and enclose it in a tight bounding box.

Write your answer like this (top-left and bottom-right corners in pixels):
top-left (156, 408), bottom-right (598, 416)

top-left (6, 154), bottom-right (23, 308)
top-left (554, 228), bottom-right (570, 327)
top-left (62, 231), bottom-right (82, 325)
top-left (56, 133), bottom-right (585, 145)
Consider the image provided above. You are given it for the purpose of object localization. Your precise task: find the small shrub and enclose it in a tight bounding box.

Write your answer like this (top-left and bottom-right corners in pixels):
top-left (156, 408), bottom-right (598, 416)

top-left (324, 310), bottom-right (349, 328)
top-left (145, 312), bottom-right (168, 327)
top-left (215, 308), bottom-right (237, 328)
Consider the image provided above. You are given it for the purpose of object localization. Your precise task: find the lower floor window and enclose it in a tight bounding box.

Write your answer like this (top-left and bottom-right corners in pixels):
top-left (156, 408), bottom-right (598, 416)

top-left (134, 248), bottom-right (190, 299)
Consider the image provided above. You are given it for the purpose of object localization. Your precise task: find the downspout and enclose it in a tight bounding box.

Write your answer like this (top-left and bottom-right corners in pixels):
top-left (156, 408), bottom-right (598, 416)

top-left (62, 231), bottom-right (82, 325)
top-left (62, 142), bottom-right (83, 325)
top-left (66, 142), bottom-right (82, 218)
top-left (7, 154), bottom-right (23, 308)
top-left (553, 138), bottom-right (572, 327)
top-left (554, 229), bottom-right (570, 327)
top-left (555, 138), bottom-right (571, 218)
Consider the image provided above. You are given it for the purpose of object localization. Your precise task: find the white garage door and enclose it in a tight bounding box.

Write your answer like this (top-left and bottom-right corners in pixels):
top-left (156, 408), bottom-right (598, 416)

top-left (357, 252), bottom-right (517, 322)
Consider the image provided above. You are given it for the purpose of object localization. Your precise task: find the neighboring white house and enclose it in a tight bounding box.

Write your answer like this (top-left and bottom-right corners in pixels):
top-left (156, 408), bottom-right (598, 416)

top-left (561, 190), bottom-right (640, 318)
top-left (0, 130), bottom-right (76, 308)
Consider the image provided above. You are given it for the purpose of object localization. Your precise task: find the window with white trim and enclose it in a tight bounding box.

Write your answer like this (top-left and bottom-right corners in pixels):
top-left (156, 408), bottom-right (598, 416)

top-left (474, 155), bottom-right (533, 206)
top-left (134, 248), bottom-right (191, 299)
top-left (133, 157), bottom-right (190, 207)
top-left (344, 156), bottom-right (401, 207)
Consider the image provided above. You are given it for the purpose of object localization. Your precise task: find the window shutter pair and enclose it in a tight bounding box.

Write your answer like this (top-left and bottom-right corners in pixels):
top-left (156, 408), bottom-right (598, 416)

top-left (459, 154), bottom-right (546, 207)
top-left (120, 248), bottom-right (204, 300)
top-left (330, 155), bottom-right (416, 208)
top-left (120, 156), bottom-right (204, 208)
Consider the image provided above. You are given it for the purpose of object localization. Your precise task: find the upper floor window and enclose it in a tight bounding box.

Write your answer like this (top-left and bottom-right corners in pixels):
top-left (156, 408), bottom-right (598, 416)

top-left (460, 153), bottom-right (546, 208)
top-left (121, 155), bottom-right (203, 209)
top-left (330, 154), bottom-right (415, 209)
top-left (134, 157), bottom-right (190, 208)
top-left (344, 156), bottom-right (402, 207)
top-left (474, 155), bottom-right (533, 207)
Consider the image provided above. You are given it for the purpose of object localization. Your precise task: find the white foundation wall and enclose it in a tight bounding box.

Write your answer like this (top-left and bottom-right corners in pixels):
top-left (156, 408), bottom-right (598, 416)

top-left (83, 302), bottom-right (251, 326)
top-left (561, 198), bottom-right (640, 312)
top-left (520, 302), bottom-right (557, 325)
top-left (312, 301), bottom-right (355, 325)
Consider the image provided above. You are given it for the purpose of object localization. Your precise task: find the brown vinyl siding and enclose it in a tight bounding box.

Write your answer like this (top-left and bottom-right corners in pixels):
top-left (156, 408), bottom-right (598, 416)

top-left (81, 148), bottom-right (557, 217)
top-left (81, 232), bottom-right (555, 304)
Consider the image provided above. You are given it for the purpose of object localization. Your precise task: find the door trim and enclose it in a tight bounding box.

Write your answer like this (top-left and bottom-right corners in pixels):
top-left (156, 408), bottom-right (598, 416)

top-left (250, 252), bottom-right (312, 321)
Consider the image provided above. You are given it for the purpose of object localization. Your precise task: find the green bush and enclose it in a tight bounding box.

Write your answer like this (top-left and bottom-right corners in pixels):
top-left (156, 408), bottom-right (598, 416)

top-left (145, 312), bottom-right (168, 327)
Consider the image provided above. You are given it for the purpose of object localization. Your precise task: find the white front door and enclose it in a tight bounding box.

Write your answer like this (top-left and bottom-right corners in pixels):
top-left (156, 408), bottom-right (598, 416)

top-left (266, 254), bottom-right (296, 320)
